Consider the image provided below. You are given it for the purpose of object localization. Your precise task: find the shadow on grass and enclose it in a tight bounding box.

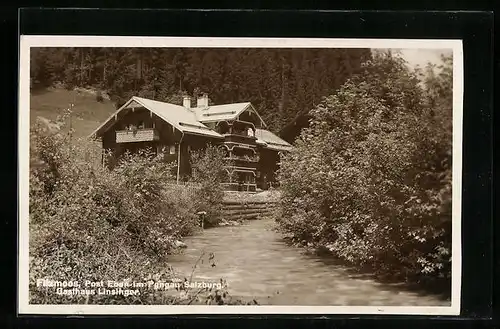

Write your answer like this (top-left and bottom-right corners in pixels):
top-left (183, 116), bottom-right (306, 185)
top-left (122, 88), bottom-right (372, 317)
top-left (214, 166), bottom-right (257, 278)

top-left (30, 86), bottom-right (54, 96)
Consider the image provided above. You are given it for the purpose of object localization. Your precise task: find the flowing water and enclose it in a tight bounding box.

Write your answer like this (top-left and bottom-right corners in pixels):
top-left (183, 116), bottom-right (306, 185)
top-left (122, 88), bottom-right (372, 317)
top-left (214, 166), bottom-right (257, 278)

top-left (168, 218), bottom-right (450, 306)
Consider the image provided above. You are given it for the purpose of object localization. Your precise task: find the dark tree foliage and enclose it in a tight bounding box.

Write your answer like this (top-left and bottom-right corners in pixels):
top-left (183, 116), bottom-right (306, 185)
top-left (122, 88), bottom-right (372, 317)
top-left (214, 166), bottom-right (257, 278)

top-left (30, 47), bottom-right (371, 132)
top-left (277, 51), bottom-right (453, 291)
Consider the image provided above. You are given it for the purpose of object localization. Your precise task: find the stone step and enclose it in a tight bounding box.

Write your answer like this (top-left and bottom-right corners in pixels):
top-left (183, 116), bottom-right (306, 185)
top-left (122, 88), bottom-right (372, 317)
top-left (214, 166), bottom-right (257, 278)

top-left (222, 210), bottom-right (275, 220)
top-left (222, 203), bottom-right (278, 210)
top-left (221, 210), bottom-right (275, 217)
top-left (220, 200), bottom-right (278, 221)
top-left (222, 207), bottom-right (276, 213)
top-left (222, 200), bottom-right (278, 206)
top-left (227, 213), bottom-right (273, 221)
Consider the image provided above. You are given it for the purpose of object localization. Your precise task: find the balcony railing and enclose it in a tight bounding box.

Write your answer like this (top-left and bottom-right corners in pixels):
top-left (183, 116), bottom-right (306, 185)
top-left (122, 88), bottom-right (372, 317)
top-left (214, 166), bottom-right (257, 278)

top-left (224, 154), bottom-right (259, 163)
top-left (223, 133), bottom-right (257, 145)
top-left (116, 128), bottom-right (159, 143)
top-left (225, 160), bottom-right (258, 170)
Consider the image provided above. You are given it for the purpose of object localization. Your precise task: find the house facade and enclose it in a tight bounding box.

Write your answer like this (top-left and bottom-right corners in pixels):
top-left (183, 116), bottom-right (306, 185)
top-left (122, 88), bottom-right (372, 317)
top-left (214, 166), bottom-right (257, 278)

top-left (89, 94), bottom-right (293, 192)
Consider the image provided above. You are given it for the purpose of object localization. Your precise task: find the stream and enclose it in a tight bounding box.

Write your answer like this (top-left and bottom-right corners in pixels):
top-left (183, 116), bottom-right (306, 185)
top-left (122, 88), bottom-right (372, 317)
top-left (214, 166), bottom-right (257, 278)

top-left (168, 218), bottom-right (450, 306)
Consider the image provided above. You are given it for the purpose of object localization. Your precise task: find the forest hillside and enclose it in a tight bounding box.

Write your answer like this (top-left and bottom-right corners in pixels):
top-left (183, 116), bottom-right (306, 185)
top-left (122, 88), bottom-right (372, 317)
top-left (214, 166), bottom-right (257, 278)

top-left (30, 47), bottom-right (372, 137)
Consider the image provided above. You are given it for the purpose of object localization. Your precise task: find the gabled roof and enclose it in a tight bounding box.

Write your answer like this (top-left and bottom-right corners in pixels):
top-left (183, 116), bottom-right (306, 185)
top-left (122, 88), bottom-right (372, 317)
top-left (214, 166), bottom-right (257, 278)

top-left (255, 128), bottom-right (293, 152)
top-left (196, 102), bottom-right (250, 122)
top-left (89, 96), bottom-right (223, 139)
top-left (135, 97), bottom-right (223, 138)
top-left (197, 102), bottom-right (267, 128)
top-left (89, 96), bottom-right (293, 152)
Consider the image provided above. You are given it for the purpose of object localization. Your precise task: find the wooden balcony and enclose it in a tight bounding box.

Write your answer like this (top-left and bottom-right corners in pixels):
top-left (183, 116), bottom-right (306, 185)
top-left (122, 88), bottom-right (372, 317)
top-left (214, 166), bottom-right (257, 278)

top-left (226, 158), bottom-right (258, 171)
top-left (224, 158), bottom-right (258, 169)
top-left (224, 142), bottom-right (257, 153)
top-left (116, 128), bottom-right (159, 143)
top-left (223, 133), bottom-right (257, 145)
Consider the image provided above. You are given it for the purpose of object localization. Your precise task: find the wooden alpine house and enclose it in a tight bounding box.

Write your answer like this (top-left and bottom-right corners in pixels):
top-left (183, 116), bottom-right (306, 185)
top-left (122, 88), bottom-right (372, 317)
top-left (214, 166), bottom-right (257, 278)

top-left (89, 94), bottom-right (293, 192)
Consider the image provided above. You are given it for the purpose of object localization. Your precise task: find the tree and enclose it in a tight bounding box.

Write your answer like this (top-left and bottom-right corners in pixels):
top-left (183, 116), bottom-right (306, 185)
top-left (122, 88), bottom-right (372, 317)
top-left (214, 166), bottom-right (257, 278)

top-left (277, 51), bottom-right (453, 288)
top-left (188, 145), bottom-right (228, 227)
top-left (30, 47), bottom-right (371, 133)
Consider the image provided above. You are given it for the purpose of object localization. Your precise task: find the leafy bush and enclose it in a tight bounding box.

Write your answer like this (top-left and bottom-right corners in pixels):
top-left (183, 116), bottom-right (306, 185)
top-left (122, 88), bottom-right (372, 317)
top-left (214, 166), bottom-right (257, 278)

top-left (28, 115), bottom-right (237, 304)
top-left (188, 145), bottom-right (228, 227)
top-left (95, 90), bottom-right (104, 102)
top-left (276, 51), bottom-right (452, 288)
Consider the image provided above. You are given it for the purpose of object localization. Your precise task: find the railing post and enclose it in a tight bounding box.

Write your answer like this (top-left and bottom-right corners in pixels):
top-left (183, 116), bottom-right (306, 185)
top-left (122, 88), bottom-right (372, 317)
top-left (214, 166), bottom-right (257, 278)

top-left (176, 142), bottom-right (181, 185)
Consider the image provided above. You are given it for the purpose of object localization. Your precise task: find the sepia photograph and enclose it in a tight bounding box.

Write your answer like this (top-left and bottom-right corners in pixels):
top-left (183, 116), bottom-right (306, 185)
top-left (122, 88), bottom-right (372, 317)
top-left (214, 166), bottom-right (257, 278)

top-left (18, 37), bottom-right (462, 315)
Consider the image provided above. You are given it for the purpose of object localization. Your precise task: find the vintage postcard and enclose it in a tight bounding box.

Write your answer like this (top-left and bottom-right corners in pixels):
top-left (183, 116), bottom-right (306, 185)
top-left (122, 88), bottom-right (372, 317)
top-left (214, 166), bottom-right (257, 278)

top-left (18, 36), bottom-right (463, 315)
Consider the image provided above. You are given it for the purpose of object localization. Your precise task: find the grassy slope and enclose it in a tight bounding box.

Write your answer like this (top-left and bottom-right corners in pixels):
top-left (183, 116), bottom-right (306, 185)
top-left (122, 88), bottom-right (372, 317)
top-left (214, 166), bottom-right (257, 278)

top-left (30, 88), bottom-right (116, 138)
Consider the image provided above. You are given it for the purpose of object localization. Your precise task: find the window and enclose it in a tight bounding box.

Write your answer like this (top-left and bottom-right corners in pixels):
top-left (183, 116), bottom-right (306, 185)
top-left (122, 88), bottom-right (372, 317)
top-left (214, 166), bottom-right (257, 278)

top-left (169, 145), bottom-right (176, 155)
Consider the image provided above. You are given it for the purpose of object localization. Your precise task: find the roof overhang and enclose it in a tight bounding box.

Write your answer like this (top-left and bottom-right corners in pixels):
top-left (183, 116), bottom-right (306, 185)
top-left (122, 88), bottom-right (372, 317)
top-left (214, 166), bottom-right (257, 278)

top-left (257, 142), bottom-right (293, 152)
top-left (199, 103), bottom-right (268, 129)
top-left (88, 97), bottom-right (148, 140)
top-left (242, 103), bottom-right (268, 129)
top-left (88, 96), bottom-right (224, 140)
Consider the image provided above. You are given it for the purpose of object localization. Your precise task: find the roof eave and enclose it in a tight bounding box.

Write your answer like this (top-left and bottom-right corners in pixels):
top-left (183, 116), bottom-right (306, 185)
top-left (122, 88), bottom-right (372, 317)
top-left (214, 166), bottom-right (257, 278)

top-left (87, 97), bottom-right (140, 140)
top-left (246, 103), bottom-right (268, 129)
top-left (183, 131), bottom-right (224, 139)
top-left (265, 145), bottom-right (293, 152)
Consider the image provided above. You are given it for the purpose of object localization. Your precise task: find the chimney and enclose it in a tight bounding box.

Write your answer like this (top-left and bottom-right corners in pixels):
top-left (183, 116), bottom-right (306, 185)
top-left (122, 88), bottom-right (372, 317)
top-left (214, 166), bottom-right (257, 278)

top-left (197, 93), bottom-right (209, 109)
top-left (183, 96), bottom-right (191, 109)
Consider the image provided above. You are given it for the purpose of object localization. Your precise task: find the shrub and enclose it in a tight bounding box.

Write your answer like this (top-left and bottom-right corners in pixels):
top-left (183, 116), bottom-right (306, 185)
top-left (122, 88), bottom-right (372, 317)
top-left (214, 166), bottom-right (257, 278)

top-left (276, 51), bottom-right (452, 288)
top-left (95, 90), bottom-right (104, 102)
top-left (28, 116), bottom-right (232, 304)
top-left (188, 144), bottom-right (228, 227)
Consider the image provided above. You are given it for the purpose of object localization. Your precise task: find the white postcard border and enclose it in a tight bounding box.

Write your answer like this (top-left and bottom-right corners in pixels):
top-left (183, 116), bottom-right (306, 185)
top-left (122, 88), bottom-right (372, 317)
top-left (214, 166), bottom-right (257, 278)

top-left (18, 36), bottom-right (463, 315)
